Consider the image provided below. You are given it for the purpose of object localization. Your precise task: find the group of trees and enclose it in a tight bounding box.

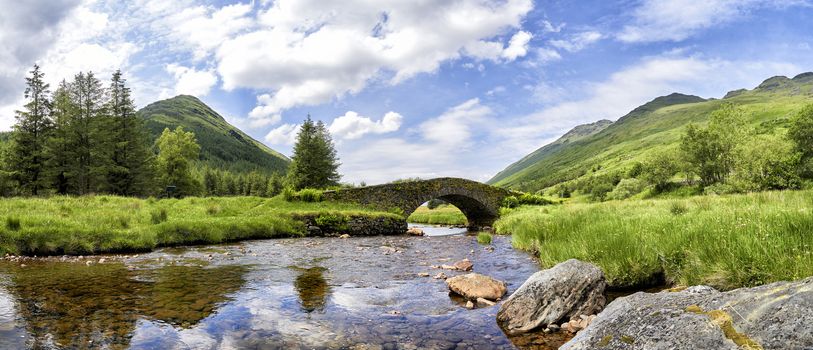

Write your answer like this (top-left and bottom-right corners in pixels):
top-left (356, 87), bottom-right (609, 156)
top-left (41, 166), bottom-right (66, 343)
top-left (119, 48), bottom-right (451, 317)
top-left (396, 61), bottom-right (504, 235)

top-left (550, 102), bottom-right (813, 201)
top-left (1, 65), bottom-right (343, 198)
top-left (3, 65), bottom-right (155, 196)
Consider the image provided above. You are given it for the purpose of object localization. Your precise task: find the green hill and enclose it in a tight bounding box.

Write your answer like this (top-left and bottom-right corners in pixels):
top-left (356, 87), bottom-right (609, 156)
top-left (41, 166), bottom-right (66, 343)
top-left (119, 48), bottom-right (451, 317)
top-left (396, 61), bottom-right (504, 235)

top-left (138, 95), bottom-right (289, 175)
top-left (489, 73), bottom-right (813, 192)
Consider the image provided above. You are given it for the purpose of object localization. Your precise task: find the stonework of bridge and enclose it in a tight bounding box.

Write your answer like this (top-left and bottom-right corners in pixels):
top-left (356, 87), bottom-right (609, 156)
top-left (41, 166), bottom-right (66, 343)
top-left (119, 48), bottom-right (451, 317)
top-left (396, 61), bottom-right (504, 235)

top-left (323, 177), bottom-right (512, 229)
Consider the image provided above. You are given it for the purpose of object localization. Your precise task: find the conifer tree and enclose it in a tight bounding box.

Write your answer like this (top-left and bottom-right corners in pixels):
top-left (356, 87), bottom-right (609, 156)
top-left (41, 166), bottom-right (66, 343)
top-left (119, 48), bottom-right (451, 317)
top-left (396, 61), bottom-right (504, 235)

top-left (45, 80), bottom-right (77, 194)
top-left (106, 70), bottom-right (153, 196)
top-left (69, 72), bottom-right (109, 194)
top-left (10, 65), bottom-right (53, 195)
top-left (286, 116), bottom-right (341, 189)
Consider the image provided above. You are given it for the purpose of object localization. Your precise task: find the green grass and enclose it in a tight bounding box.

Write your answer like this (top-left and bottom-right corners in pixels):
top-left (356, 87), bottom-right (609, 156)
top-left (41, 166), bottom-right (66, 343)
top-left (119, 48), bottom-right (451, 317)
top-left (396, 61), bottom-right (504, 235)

top-left (477, 232), bottom-right (492, 245)
top-left (0, 195), bottom-right (400, 256)
top-left (495, 190), bottom-right (813, 290)
top-left (407, 205), bottom-right (467, 225)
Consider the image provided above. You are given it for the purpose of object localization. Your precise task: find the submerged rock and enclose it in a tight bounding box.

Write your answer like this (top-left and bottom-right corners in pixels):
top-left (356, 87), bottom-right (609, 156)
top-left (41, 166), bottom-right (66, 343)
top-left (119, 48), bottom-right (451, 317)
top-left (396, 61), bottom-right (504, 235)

top-left (497, 259), bottom-right (606, 334)
top-left (446, 273), bottom-right (506, 301)
top-left (562, 277), bottom-right (813, 350)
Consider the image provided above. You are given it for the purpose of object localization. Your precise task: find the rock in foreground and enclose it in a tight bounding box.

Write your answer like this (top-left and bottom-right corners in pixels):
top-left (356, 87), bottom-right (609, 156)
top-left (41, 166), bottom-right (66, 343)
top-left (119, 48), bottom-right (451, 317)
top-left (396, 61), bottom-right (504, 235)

top-left (446, 273), bottom-right (507, 301)
top-left (562, 277), bottom-right (813, 350)
top-left (406, 227), bottom-right (424, 236)
top-left (497, 259), bottom-right (606, 334)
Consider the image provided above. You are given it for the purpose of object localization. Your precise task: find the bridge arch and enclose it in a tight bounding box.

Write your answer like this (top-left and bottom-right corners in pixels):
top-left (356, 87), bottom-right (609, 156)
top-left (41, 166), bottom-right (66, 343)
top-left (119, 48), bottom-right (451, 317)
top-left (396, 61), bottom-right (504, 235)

top-left (323, 178), bottom-right (511, 229)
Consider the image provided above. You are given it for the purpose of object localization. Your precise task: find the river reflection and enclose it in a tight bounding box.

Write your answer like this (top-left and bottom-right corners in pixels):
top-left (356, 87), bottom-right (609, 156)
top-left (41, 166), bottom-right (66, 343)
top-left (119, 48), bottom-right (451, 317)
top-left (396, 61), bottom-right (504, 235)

top-left (0, 231), bottom-right (556, 349)
top-left (293, 267), bottom-right (331, 313)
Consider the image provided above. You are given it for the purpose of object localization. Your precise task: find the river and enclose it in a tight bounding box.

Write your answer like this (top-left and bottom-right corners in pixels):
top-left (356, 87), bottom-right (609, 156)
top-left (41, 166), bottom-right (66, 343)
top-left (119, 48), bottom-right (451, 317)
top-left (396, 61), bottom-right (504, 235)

top-left (0, 224), bottom-right (568, 349)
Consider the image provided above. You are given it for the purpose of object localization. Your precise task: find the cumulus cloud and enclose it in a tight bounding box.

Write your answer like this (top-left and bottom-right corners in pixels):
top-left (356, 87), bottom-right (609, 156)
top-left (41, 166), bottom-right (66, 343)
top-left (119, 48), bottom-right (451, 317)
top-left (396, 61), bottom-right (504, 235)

top-left (329, 111), bottom-right (402, 140)
top-left (165, 64), bottom-right (218, 97)
top-left (265, 123), bottom-right (300, 146)
top-left (549, 31), bottom-right (603, 52)
top-left (162, 3), bottom-right (255, 60)
top-left (217, 0), bottom-right (533, 119)
top-left (618, 0), bottom-right (810, 43)
top-left (502, 31), bottom-right (534, 60)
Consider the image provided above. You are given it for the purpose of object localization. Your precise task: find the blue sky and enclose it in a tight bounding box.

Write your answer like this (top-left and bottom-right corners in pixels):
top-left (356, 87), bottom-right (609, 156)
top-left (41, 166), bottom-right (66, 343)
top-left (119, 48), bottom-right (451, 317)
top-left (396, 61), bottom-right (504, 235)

top-left (1, 0), bottom-right (812, 184)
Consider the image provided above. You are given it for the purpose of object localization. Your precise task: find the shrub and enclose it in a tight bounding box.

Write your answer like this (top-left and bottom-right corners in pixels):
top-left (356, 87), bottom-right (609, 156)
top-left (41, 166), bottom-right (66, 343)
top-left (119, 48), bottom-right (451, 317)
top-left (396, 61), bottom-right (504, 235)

top-left (501, 196), bottom-right (520, 208)
top-left (608, 178), bottom-right (646, 200)
top-left (703, 183), bottom-right (741, 195)
top-left (150, 208), bottom-right (168, 224)
top-left (314, 213), bottom-right (349, 231)
top-left (477, 232), bottom-right (492, 245)
top-left (298, 189), bottom-right (323, 202)
top-left (5, 217), bottom-right (21, 231)
top-left (282, 187), bottom-right (296, 201)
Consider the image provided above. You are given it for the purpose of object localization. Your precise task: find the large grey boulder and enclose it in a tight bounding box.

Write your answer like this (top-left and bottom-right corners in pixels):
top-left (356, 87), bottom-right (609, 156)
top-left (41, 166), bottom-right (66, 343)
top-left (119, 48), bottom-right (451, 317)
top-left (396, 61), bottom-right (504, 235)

top-left (496, 259), bottom-right (607, 334)
top-left (562, 277), bottom-right (813, 350)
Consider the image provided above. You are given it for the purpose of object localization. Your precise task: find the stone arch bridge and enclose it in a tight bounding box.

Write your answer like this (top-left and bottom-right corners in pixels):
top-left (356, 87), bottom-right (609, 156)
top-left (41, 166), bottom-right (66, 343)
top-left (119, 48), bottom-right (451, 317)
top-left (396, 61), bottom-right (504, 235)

top-left (323, 177), bottom-right (512, 229)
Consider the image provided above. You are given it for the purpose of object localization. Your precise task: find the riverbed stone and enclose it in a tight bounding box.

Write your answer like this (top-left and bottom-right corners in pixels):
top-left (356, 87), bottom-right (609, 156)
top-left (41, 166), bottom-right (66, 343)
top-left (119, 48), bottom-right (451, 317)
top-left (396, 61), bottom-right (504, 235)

top-left (446, 273), bottom-right (507, 301)
top-left (406, 227), bottom-right (424, 236)
top-left (452, 259), bottom-right (473, 271)
top-left (561, 277), bottom-right (813, 350)
top-left (496, 259), bottom-right (607, 334)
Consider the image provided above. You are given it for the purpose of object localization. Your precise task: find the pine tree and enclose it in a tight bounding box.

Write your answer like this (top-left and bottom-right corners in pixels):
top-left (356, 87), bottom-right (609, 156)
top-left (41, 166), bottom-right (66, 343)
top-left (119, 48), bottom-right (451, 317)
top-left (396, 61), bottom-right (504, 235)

top-left (45, 80), bottom-right (77, 194)
top-left (10, 65), bottom-right (53, 195)
top-left (69, 72), bottom-right (109, 194)
top-left (106, 70), bottom-right (153, 196)
top-left (286, 116), bottom-right (341, 189)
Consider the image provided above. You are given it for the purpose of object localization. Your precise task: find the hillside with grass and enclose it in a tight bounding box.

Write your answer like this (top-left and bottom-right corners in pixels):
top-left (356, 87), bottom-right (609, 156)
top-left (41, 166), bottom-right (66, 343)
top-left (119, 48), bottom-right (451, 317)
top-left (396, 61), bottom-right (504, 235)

top-left (489, 73), bottom-right (813, 192)
top-left (138, 95), bottom-right (290, 175)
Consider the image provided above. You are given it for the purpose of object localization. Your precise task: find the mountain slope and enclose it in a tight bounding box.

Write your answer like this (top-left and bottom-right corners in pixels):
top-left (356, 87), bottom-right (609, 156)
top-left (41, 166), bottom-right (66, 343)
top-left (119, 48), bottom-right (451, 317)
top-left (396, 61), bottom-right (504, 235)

top-left (489, 119), bottom-right (613, 184)
top-left (490, 73), bottom-right (813, 191)
top-left (138, 95), bottom-right (289, 174)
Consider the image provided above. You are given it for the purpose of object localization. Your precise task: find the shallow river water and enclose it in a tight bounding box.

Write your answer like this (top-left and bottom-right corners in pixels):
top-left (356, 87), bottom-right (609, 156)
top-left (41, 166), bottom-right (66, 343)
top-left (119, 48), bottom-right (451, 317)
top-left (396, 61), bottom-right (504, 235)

top-left (0, 225), bottom-right (567, 349)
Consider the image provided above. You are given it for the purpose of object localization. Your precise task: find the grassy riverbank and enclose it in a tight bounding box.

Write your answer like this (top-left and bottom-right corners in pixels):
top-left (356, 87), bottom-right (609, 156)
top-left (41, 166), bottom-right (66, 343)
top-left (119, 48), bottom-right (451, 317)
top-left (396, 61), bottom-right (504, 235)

top-left (0, 196), bottom-right (401, 256)
top-left (407, 205), bottom-right (467, 225)
top-left (495, 190), bottom-right (813, 290)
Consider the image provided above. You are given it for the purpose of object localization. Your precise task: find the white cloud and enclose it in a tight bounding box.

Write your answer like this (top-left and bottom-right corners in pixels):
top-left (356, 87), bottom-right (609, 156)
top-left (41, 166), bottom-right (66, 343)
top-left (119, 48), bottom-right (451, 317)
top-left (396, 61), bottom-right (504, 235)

top-left (217, 0), bottom-right (533, 118)
top-left (549, 31), bottom-right (603, 52)
top-left (535, 47), bottom-right (563, 63)
top-left (618, 0), bottom-right (810, 43)
top-left (265, 123), bottom-right (300, 145)
top-left (329, 111), bottom-right (402, 140)
top-left (502, 30), bottom-right (533, 60)
top-left (165, 64), bottom-right (218, 97)
top-left (541, 20), bottom-right (565, 33)
top-left (164, 3), bottom-right (255, 60)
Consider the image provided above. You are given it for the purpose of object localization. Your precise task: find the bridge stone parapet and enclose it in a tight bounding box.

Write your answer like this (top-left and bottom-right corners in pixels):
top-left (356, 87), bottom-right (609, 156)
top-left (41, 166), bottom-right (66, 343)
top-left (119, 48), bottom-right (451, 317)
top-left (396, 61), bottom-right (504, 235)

top-left (323, 177), bottom-right (511, 229)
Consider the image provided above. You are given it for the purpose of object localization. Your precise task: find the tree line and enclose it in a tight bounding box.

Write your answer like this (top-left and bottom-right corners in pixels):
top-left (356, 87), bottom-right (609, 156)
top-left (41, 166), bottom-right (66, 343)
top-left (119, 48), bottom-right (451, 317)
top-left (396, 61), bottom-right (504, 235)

top-left (0, 65), bottom-right (342, 198)
top-left (550, 102), bottom-right (813, 201)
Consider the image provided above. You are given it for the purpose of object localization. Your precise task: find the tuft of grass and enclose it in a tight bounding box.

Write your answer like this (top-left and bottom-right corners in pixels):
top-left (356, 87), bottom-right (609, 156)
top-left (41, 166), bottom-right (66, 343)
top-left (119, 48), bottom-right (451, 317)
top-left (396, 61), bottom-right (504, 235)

top-left (496, 190), bottom-right (813, 290)
top-left (206, 204), bottom-right (222, 216)
top-left (150, 208), bottom-right (168, 224)
top-left (670, 201), bottom-right (688, 215)
top-left (5, 217), bottom-right (21, 231)
top-left (477, 232), bottom-right (492, 245)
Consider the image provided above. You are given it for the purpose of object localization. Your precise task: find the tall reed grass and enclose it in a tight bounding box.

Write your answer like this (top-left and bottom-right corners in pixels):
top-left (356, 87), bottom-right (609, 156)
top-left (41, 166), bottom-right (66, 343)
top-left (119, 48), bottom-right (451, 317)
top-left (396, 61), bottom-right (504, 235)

top-left (495, 190), bottom-right (813, 290)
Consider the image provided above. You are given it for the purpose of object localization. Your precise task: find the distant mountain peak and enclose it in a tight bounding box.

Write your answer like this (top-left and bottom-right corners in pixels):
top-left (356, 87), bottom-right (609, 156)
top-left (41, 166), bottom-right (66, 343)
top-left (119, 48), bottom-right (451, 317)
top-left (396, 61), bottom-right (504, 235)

top-left (616, 93), bottom-right (705, 123)
top-left (137, 95), bottom-right (289, 175)
top-left (756, 76), bottom-right (792, 91)
top-left (792, 72), bottom-right (813, 82)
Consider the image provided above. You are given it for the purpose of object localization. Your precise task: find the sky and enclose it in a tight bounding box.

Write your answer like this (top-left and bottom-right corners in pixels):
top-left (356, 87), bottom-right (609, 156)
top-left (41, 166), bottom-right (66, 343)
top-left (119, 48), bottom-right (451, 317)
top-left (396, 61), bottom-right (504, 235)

top-left (1, 0), bottom-right (812, 184)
